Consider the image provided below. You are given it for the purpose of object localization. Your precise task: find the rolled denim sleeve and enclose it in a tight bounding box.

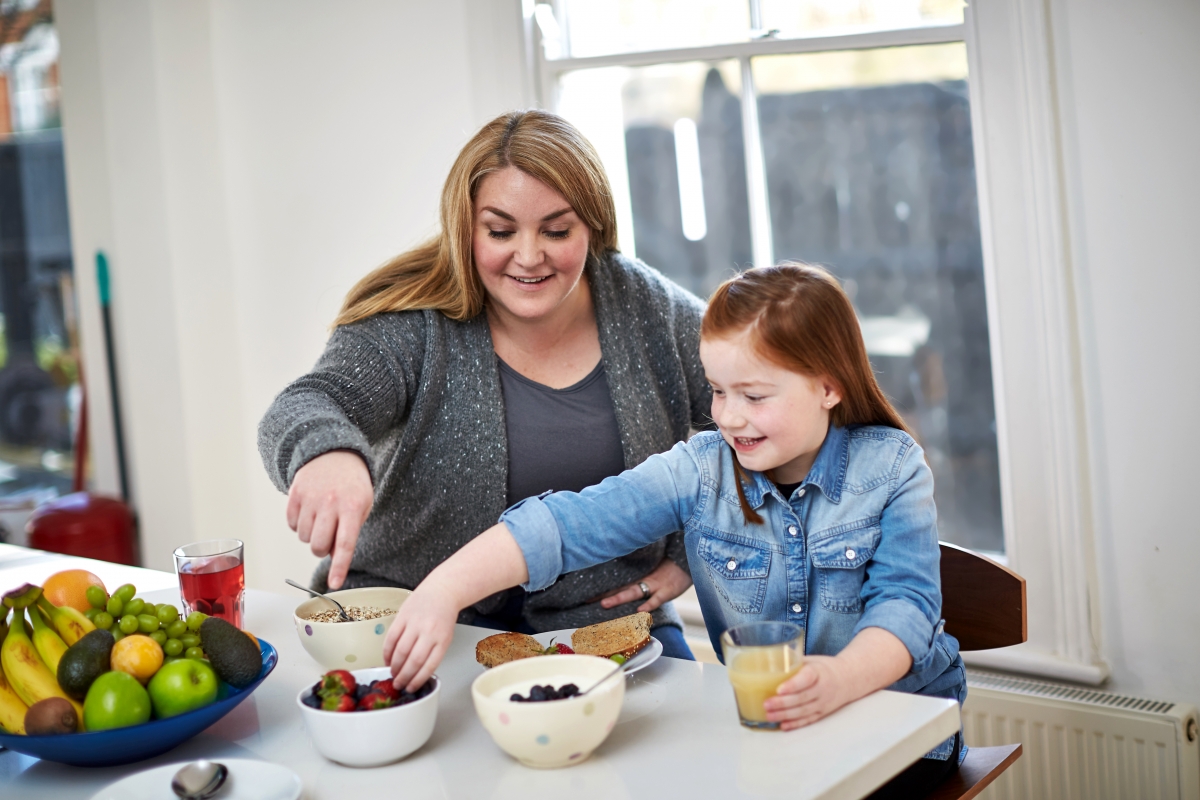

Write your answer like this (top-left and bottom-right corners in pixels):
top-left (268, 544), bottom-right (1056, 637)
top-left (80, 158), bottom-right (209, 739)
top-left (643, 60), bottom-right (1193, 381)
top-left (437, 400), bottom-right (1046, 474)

top-left (500, 441), bottom-right (703, 592)
top-left (853, 440), bottom-right (942, 675)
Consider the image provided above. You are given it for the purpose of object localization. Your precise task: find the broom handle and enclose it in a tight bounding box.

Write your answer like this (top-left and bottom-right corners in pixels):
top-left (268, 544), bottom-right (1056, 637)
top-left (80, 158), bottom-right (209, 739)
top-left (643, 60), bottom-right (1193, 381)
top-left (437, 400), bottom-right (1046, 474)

top-left (96, 251), bottom-right (130, 501)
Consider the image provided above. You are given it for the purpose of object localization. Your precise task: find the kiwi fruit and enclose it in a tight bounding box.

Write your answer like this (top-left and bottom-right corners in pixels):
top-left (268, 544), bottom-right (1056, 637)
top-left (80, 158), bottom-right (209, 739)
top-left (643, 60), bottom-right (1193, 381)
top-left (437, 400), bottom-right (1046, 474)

top-left (25, 697), bottom-right (78, 735)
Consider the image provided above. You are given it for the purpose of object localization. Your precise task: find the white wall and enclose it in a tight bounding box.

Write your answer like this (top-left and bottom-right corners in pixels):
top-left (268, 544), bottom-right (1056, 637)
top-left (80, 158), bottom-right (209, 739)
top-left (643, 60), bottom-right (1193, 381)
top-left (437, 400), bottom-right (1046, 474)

top-left (55, 0), bottom-right (527, 592)
top-left (1051, 0), bottom-right (1200, 704)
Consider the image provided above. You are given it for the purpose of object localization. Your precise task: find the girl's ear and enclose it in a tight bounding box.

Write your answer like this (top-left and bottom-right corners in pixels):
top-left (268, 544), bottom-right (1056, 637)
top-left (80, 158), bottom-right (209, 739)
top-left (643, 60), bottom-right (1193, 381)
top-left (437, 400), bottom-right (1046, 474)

top-left (821, 378), bottom-right (843, 410)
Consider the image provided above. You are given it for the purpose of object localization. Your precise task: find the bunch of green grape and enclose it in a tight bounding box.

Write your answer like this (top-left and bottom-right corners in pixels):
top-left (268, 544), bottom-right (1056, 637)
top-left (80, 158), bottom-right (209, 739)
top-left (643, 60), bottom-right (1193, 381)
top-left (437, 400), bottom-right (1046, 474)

top-left (84, 583), bottom-right (209, 659)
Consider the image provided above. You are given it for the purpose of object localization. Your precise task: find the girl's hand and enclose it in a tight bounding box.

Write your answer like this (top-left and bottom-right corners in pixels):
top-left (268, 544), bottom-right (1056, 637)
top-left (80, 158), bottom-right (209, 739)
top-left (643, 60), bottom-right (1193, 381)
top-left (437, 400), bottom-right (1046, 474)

top-left (596, 558), bottom-right (693, 613)
top-left (287, 450), bottom-right (373, 589)
top-left (384, 588), bottom-right (459, 693)
top-left (763, 655), bottom-right (854, 731)
top-left (762, 627), bottom-right (913, 731)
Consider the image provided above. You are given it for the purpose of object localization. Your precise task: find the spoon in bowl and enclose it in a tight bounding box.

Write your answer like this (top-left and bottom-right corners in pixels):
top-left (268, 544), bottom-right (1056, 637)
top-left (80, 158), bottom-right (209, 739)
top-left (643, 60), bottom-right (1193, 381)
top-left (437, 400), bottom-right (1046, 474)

top-left (171, 760), bottom-right (228, 800)
top-left (285, 579), bottom-right (351, 621)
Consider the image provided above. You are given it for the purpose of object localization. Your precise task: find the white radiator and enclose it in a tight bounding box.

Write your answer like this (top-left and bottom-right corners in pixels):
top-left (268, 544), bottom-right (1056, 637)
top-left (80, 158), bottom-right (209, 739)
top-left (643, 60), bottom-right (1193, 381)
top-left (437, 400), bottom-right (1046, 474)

top-left (964, 669), bottom-right (1200, 800)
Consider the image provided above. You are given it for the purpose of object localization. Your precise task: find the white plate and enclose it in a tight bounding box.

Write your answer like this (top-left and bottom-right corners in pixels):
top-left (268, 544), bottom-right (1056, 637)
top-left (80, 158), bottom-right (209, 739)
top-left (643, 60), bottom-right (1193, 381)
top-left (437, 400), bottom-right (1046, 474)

top-left (89, 758), bottom-right (302, 800)
top-left (534, 629), bottom-right (663, 675)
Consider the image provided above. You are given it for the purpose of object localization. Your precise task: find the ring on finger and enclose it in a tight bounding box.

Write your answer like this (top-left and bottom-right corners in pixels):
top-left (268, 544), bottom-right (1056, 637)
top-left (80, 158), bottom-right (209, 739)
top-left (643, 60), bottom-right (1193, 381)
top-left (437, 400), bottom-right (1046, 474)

top-left (638, 581), bottom-right (651, 600)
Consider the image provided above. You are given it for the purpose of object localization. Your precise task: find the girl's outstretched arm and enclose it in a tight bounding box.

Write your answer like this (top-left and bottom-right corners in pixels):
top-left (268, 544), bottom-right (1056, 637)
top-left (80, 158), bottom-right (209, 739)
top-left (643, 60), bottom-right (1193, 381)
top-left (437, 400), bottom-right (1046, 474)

top-left (384, 523), bottom-right (528, 692)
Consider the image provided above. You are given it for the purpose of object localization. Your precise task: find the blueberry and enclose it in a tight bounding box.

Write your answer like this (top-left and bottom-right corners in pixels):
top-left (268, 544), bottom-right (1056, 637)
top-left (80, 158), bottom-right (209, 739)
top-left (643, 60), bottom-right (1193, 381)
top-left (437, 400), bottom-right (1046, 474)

top-left (510, 693), bottom-right (525, 702)
top-left (561, 684), bottom-right (579, 697)
top-left (529, 685), bottom-right (547, 702)
top-left (354, 684), bottom-right (370, 701)
top-left (302, 692), bottom-right (321, 708)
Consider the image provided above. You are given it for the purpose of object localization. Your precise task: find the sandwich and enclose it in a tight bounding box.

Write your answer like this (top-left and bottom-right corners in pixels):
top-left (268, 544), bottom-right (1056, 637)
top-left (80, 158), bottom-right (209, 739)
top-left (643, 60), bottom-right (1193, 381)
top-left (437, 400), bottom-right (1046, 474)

top-left (571, 612), bottom-right (653, 661)
top-left (475, 632), bottom-right (547, 668)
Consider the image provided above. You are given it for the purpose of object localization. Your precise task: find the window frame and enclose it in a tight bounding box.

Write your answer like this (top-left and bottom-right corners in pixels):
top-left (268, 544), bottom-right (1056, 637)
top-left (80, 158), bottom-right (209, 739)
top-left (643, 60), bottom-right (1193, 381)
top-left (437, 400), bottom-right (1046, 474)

top-left (525, 0), bottom-right (1107, 684)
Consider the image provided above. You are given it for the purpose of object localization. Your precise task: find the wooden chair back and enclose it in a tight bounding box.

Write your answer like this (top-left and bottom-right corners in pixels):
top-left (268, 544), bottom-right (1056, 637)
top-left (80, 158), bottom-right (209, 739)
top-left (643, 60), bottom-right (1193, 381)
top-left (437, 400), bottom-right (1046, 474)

top-left (939, 541), bottom-right (1027, 651)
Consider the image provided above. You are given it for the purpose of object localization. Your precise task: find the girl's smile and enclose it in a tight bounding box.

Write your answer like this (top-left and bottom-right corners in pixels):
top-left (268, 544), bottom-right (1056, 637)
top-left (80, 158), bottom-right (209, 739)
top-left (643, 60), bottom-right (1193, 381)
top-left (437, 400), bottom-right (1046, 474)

top-left (700, 329), bottom-right (842, 484)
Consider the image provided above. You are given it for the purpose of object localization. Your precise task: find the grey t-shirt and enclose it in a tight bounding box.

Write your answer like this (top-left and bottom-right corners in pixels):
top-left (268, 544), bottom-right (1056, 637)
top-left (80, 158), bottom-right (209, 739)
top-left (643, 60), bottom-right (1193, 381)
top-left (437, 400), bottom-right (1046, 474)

top-left (499, 358), bottom-right (626, 506)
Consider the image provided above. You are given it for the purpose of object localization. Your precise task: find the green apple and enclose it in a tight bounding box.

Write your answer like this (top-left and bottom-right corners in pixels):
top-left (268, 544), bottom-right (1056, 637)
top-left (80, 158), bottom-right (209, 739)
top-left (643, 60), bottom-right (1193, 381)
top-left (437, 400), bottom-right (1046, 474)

top-left (148, 658), bottom-right (218, 718)
top-left (83, 671), bottom-right (151, 731)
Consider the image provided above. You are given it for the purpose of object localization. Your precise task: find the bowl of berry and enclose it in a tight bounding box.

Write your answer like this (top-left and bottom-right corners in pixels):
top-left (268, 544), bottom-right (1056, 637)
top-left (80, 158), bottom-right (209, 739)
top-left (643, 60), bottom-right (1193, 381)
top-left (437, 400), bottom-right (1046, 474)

top-left (296, 667), bottom-right (438, 767)
top-left (471, 654), bottom-right (625, 769)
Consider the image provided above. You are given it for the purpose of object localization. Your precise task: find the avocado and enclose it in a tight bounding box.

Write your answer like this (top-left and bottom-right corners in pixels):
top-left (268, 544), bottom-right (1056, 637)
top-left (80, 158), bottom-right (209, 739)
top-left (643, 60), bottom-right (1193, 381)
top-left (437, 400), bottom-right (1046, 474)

top-left (57, 628), bottom-right (115, 700)
top-left (199, 617), bottom-right (261, 689)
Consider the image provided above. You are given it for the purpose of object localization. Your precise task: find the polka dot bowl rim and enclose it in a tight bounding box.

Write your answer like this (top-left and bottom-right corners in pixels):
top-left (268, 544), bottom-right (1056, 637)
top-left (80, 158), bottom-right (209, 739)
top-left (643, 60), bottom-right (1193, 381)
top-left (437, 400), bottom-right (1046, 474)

top-left (291, 586), bottom-right (411, 669)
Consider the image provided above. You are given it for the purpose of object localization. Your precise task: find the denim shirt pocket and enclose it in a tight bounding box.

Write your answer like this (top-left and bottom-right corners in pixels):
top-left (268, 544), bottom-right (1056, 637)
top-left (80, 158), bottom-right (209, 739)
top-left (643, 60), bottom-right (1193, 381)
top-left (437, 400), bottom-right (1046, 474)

top-left (809, 520), bottom-right (881, 613)
top-left (697, 532), bottom-right (772, 614)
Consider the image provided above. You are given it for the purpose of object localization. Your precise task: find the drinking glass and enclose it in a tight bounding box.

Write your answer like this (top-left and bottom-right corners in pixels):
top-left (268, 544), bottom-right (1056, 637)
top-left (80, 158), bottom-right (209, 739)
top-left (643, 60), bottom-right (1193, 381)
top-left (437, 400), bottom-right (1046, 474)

top-left (174, 539), bottom-right (245, 628)
top-left (721, 621), bottom-right (805, 730)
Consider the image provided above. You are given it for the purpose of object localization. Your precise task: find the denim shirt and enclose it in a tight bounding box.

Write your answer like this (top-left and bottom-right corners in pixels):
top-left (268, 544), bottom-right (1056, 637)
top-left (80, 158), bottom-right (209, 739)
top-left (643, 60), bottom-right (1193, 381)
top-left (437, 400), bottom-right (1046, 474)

top-left (501, 424), bottom-right (967, 761)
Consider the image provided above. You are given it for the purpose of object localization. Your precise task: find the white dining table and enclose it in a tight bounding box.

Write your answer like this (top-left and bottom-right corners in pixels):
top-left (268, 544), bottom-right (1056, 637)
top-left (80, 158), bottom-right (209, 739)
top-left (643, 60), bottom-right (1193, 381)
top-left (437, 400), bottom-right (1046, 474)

top-left (0, 545), bottom-right (960, 799)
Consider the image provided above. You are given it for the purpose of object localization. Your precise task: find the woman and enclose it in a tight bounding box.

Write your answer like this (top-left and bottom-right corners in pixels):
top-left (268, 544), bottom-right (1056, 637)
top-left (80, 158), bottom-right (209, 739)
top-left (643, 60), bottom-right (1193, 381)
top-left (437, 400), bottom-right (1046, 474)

top-left (258, 110), bottom-right (712, 658)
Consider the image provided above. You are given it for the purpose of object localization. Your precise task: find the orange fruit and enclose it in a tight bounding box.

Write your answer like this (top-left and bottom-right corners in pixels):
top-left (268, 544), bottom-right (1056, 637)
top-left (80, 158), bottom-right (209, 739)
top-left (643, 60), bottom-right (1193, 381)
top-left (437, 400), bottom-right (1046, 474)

top-left (42, 570), bottom-right (106, 613)
top-left (244, 631), bottom-right (259, 652)
top-left (110, 635), bottom-right (164, 684)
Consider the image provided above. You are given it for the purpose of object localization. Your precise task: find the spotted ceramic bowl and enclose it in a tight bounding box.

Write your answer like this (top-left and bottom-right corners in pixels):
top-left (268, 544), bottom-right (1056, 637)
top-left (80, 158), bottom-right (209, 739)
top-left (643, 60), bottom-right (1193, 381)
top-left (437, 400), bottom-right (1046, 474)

top-left (293, 587), bottom-right (410, 669)
top-left (471, 654), bottom-right (625, 769)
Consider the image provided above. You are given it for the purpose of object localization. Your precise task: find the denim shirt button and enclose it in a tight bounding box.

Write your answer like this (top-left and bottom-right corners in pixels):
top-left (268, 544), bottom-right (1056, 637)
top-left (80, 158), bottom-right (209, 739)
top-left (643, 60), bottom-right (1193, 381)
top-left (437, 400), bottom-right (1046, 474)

top-left (726, 560), bottom-right (737, 570)
top-left (845, 548), bottom-right (856, 559)
top-left (788, 526), bottom-right (798, 536)
top-left (792, 603), bottom-right (802, 613)
top-left (797, 488), bottom-right (806, 497)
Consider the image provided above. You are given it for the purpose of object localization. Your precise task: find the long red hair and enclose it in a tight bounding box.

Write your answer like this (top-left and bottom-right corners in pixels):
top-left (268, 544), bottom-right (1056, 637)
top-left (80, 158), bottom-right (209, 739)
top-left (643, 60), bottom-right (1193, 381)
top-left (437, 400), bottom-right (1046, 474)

top-left (702, 263), bottom-right (910, 523)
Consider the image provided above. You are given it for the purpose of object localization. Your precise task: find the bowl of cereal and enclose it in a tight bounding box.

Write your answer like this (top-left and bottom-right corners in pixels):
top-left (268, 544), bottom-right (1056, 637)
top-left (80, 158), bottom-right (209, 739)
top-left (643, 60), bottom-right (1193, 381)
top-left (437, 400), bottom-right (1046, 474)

top-left (293, 587), bottom-right (410, 669)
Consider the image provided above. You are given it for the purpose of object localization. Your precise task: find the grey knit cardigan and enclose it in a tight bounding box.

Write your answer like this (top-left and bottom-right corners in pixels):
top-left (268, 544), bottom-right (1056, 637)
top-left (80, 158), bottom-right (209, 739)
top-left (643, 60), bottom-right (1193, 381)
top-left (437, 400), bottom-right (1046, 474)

top-left (257, 252), bottom-right (713, 632)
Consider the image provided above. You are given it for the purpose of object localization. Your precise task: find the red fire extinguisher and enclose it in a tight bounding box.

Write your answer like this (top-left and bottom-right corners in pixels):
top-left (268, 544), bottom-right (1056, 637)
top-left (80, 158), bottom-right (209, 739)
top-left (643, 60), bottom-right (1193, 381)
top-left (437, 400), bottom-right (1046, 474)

top-left (26, 252), bottom-right (139, 565)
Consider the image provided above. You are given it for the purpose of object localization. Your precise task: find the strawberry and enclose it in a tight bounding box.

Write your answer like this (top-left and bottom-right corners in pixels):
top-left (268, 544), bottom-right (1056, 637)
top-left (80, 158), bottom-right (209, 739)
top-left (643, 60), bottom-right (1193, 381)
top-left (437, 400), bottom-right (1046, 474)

top-left (371, 679), bottom-right (401, 701)
top-left (319, 669), bottom-right (357, 698)
top-left (357, 692), bottom-right (395, 711)
top-left (322, 692), bottom-right (357, 712)
top-left (540, 637), bottom-right (573, 655)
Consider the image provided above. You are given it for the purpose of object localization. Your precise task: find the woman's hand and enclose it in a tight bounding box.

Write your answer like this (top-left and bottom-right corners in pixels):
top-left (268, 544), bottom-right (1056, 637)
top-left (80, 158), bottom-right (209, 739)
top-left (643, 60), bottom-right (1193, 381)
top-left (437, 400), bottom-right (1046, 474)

top-left (384, 588), bottom-right (460, 693)
top-left (596, 558), bottom-right (693, 613)
top-left (286, 450), bottom-right (373, 590)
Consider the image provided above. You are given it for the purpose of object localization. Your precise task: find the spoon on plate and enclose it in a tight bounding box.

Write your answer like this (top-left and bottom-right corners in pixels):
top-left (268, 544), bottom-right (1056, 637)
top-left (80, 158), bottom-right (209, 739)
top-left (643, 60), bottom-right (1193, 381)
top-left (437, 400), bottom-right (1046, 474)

top-left (284, 579), bottom-right (351, 621)
top-left (171, 760), bottom-right (228, 800)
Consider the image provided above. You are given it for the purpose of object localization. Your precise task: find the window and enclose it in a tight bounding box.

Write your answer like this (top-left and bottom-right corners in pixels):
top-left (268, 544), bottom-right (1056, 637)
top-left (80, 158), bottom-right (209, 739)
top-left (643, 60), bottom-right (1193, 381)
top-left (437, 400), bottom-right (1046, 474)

top-left (0, 1), bottom-right (80, 541)
top-left (539, 0), bottom-right (1002, 555)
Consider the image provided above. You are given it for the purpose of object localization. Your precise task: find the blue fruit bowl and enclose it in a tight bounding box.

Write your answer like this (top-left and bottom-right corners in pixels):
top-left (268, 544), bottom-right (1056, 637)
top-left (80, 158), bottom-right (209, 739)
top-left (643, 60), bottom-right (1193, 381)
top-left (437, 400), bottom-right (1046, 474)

top-left (0, 639), bottom-right (277, 767)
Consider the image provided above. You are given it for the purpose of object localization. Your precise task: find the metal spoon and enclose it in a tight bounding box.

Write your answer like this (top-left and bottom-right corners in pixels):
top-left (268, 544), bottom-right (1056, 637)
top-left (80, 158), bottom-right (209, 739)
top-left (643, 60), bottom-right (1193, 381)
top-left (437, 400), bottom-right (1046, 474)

top-left (171, 760), bottom-right (228, 800)
top-left (285, 579), bottom-right (351, 621)
top-left (578, 660), bottom-right (626, 697)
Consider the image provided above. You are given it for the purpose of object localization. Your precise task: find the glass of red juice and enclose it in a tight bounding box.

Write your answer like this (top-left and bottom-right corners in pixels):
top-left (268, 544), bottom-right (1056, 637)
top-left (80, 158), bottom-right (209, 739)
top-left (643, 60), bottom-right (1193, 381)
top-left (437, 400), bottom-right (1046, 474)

top-left (174, 539), bottom-right (245, 628)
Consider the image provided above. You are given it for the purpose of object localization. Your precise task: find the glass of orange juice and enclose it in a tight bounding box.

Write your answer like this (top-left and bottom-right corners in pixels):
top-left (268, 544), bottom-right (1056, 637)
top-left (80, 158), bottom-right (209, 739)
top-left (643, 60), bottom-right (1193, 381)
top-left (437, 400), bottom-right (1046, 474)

top-left (721, 621), bottom-right (805, 730)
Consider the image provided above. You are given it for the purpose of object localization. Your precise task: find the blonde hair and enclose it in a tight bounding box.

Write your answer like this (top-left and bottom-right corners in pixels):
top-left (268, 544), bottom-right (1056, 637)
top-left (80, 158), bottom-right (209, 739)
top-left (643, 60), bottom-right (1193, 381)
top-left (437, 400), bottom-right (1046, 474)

top-left (334, 110), bottom-right (619, 327)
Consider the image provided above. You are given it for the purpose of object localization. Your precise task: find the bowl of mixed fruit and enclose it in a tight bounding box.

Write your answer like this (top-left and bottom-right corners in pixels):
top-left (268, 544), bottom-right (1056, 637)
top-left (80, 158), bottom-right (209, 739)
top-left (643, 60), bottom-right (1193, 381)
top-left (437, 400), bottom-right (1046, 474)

top-left (297, 666), bottom-right (439, 767)
top-left (0, 573), bottom-right (275, 766)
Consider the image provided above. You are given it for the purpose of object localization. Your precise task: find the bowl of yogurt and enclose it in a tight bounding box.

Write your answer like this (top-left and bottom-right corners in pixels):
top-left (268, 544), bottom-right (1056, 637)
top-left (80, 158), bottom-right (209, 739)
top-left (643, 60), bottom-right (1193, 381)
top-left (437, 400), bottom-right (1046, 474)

top-left (471, 654), bottom-right (625, 768)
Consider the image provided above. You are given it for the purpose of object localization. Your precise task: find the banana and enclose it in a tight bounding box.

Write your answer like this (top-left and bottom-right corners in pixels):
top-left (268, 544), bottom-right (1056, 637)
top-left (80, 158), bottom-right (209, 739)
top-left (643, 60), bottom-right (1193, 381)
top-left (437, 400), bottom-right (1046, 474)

top-left (0, 650), bottom-right (28, 735)
top-left (1, 609), bottom-right (83, 725)
top-left (34, 595), bottom-right (94, 647)
top-left (28, 605), bottom-right (69, 675)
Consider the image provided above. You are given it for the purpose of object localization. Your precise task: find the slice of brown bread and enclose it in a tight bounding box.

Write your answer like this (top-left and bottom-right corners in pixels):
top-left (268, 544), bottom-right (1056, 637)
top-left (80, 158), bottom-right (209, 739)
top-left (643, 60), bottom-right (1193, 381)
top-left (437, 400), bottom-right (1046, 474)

top-left (571, 612), bottom-right (653, 660)
top-left (475, 632), bottom-right (546, 668)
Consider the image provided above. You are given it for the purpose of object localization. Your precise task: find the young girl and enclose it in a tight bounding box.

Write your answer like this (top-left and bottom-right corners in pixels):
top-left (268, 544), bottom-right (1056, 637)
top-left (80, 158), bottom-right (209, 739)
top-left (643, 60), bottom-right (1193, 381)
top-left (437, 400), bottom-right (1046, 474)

top-left (384, 263), bottom-right (965, 776)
